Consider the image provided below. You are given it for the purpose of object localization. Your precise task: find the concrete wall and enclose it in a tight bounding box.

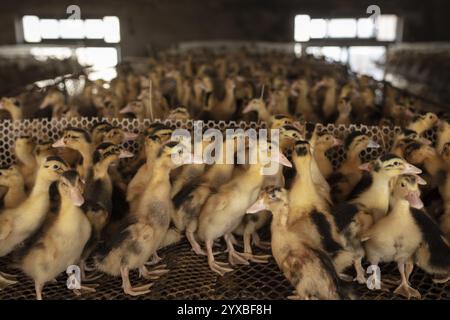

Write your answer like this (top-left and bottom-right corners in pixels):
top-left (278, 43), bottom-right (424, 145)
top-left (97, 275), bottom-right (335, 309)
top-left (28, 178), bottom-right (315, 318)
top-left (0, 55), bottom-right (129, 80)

top-left (0, 0), bottom-right (448, 57)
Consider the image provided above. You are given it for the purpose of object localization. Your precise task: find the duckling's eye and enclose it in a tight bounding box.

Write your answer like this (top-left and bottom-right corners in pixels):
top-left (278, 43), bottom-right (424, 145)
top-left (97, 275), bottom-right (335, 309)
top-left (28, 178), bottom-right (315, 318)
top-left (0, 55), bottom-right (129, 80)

top-left (401, 183), bottom-right (405, 187)
top-left (429, 115), bottom-right (433, 119)
top-left (53, 165), bottom-right (59, 169)
top-left (325, 136), bottom-right (330, 141)
top-left (393, 161), bottom-right (400, 166)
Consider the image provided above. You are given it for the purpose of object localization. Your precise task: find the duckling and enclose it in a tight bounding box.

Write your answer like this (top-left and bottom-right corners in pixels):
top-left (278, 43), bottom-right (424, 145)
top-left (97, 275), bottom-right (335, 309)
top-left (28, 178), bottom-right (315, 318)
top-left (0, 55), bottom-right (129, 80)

top-left (329, 131), bottom-right (380, 202)
top-left (0, 97), bottom-right (23, 121)
top-left (270, 114), bottom-right (295, 130)
top-left (52, 127), bottom-right (93, 180)
top-left (242, 98), bottom-right (271, 123)
top-left (91, 121), bottom-right (114, 146)
top-left (172, 136), bottom-right (236, 254)
top-left (127, 125), bottom-right (172, 213)
top-left (211, 78), bottom-right (236, 121)
top-left (34, 141), bottom-right (58, 165)
top-left (80, 143), bottom-right (133, 276)
top-left (407, 112), bottom-right (439, 135)
top-left (119, 101), bottom-right (145, 119)
top-left (315, 77), bottom-right (337, 122)
top-left (314, 133), bottom-right (342, 179)
top-left (0, 156), bottom-right (68, 288)
top-left (362, 175), bottom-right (425, 299)
top-left (14, 136), bottom-right (38, 190)
top-left (19, 170), bottom-right (90, 300)
top-left (333, 155), bottom-right (421, 283)
top-left (0, 165), bottom-right (26, 209)
top-left (196, 140), bottom-right (292, 275)
top-left (439, 142), bottom-right (450, 241)
top-left (39, 88), bottom-right (66, 117)
top-left (335, 97), bottom-right (352, 126)
top-left (167, 107), bottom-right (191, 121)
top-left (391, 129), bottom-right (431, 158)
top-left (292, 79), bottom-right (318, 122)
top-left (95, 141), bottom-right (187, 296)
top-left (246, 186), bottom-right (351, 300)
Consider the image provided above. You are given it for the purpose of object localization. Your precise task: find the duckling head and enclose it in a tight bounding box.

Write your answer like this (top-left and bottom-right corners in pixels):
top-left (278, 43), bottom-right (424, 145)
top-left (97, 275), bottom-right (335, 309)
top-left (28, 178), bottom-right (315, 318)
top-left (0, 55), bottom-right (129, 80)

top-left (345, 131), bottom-right (379, 154)
top-left (34, 141), bottom-right (58, 165)
top-left (119, 101), bottom-right (143, 117)
top-left (316, 133), bottom-right (342, 150)
top-left (167, 107), bottom-right (190, 121)
top-left (338, 97), bottom-right (352, 115)
top-left (403, 141), bottom-right (436, 166)
top-left (391, 175), bottom-right (426, 209)
top-left (39, 89), bottom-right (64, 109)
top-left (40, 156), bottom-right (69, 182)
top-left (242, 98), bottom-right (266, 114)
top-left (361, 154), bottom-right (422, 178)
top-left (52, 127), bottom-right (92, 150)
top-left (58, 169), bottom-right (85, 207)
top-left (104, 126), bottom-right (139, 145)
top-left (0, 97), bottom-right (22, 119)
top-left (157, 140), bottom-right (192, 169)
top-left (93, 142), bottom-right (133, 167)
top-left (15, 135), bottom-right (36, 160)
top-left (246, 186), bottom-right (288, 214)
top-left (270, 114), bottom-right (293, 129)
top-left (410, 112), bottom-right (439, 130)
top-left (91, 121), bottom-right (113, 145)
top-left (0, 165), bottom-right (24, 187)
top-left (399, 129), bottom-right (431, 145)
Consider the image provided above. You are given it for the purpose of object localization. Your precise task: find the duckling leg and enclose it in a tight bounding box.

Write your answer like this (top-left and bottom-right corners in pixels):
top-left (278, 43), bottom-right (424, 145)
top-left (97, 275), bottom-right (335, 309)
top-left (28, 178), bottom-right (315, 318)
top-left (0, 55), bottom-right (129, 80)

top-left (394, 262), bottom-right (421, 299)
top-left (35, 281), bottom-right (44, 300)
top-left (224, 234), bottom-right (250, 266)
top-left (186, 230), bottom-right (207, 255)
top-left (252, 232), bottom-right (271, 250)
top-left (145, 252), bottom-right (163, 266)
top-left (120, 266), bottom-right (152, 296)
top-left (0, 272), bottom-right (17, 289)
top-left (241, 232), bottom-right (270, 263)
top-left (138, 265), bottom-right (169, 280)
top-left (206, 239), bottom-right (233, 276)
top-left (353, 257), bottom-right (366, 284)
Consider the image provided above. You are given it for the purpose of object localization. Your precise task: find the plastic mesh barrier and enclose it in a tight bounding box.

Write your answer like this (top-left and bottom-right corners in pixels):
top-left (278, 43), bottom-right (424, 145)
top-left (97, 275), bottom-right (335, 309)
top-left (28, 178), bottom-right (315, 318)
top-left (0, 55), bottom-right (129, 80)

top-left (0, 118), bottom-right (447, 300)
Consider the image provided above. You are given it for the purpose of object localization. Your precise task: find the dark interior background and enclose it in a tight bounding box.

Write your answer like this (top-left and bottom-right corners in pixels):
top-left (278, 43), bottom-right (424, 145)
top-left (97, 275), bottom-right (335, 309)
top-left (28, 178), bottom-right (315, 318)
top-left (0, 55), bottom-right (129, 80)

top-left (0, 0), bottom-right (448, 56)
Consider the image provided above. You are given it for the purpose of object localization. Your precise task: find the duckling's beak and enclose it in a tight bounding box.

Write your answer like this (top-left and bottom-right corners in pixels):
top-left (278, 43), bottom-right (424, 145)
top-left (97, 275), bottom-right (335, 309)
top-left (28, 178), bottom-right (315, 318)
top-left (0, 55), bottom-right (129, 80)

top-left (277, 153), bottom-right (292, 167)
top-left (69, 187), bottom-right (84, 207)
top-left (119, 105), bottom-right (133, 114)
top-left (242, 103), bottom-right (254, 114)
top-left (0, 101), bottom-right (4, 109)
top-left (405, 191), bottom-right (424, 209)
top-left (52, 138), bottom-right (65, 148)
top-left (358, 162), bottom-right (372, 171)
top-left (119, 150), bottom-right (134, 159)
top-left (419, 137), bottom-right (432, 145)
top-left (39, 99), bottom-right (50, 110)
top-left (402, 163), bottom-right (422, 175)
top-left (367, 140), bottom-right (380, 148)
top-left (246, 198), bottom-right (266, 214)
top-left (122, 131), bottom-right (139, 142)
top-left (333, 138), bottom-right (343, 147)
top-left (416, 175), bottom-right (427, 185)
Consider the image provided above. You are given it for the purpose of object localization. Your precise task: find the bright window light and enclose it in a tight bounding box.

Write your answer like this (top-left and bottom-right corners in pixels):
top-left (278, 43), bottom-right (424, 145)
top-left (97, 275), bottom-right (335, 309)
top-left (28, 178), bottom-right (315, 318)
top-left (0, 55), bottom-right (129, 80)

top-left (294, 43), bottom-right (302, 57)
top-left (294, 15), bottom-right (311, 42)
top-left (22, 15), bottom-right (41, 42)
top-left (40, 19), bottom-right (59, 39)
top-left (30, 47), bottom-right (73, 61)
top-left (328, 19), bottom-right (357, 38)
top-left (377, 15), bottom-right (398, 41)
top-left (84, 19), bottom-right (104, 39)
top-left (321, 46), bottom-right (342, 62)
top-left (349, 46), bottom-right (386, 80)
top-left (59, 19), bottom-right (84, 39)
top-left (21, 16), bottom-right (121, 43)
top-left (103, 16), bottom-right (121, 43)
top-left (357, 18), bottom-right (374, 38)
top-left (310, 19), bottom-right (327, 39)
top-left (75, 47), bottom-right (118, 69)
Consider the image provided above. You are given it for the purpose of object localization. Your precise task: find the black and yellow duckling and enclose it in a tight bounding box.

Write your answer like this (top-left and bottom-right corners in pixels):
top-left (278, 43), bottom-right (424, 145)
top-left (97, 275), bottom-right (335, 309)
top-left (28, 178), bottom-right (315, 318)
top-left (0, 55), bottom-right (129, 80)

top-left (0, 97), bottom-right (23, 121)
top-left (247, 186), bottom-right (352, 300)
top-left (196, 140), bottom-right (292, 275)
top-left (333, 154), bottom-right (421, 284)
top-left (95, 141), bottom-right (189, 296)
top-left (407, 112), bottom-right (439, 136)
top-left (0, 156), bottom-right (68, 288)
top-left (362, 174), bottom-right (425, 299)
top-left (19, 170), bottom-right (90, 300)
top-left (14, 136), bottom-right (37, 190)
top-left (329, 131), bottom-right (380, 202)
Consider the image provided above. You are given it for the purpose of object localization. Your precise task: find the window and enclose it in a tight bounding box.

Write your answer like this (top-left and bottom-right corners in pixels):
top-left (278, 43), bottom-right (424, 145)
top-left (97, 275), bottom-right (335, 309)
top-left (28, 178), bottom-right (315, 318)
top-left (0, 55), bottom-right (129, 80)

top-left (294, 14), bottom-right (399, 41)
top-left (21, 16), bottom-right (121, 43)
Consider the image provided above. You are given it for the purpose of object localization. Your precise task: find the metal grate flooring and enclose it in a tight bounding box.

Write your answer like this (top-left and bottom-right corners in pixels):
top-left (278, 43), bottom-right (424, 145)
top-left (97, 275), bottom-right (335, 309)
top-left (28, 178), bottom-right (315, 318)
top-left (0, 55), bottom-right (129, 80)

top-left (0, 240), bottom-right (448, 300)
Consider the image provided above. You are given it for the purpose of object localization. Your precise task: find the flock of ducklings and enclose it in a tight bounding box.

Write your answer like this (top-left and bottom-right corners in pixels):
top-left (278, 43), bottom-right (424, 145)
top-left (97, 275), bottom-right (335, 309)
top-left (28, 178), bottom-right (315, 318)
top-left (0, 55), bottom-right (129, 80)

top-left (0, 50), bottom-right (449, 300)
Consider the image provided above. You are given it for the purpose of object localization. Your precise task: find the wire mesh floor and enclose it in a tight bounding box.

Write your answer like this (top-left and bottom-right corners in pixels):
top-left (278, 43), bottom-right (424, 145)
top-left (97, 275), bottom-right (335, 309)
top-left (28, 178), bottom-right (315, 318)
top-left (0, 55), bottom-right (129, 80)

top-left (0, 240), bottom-right (448, 300)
